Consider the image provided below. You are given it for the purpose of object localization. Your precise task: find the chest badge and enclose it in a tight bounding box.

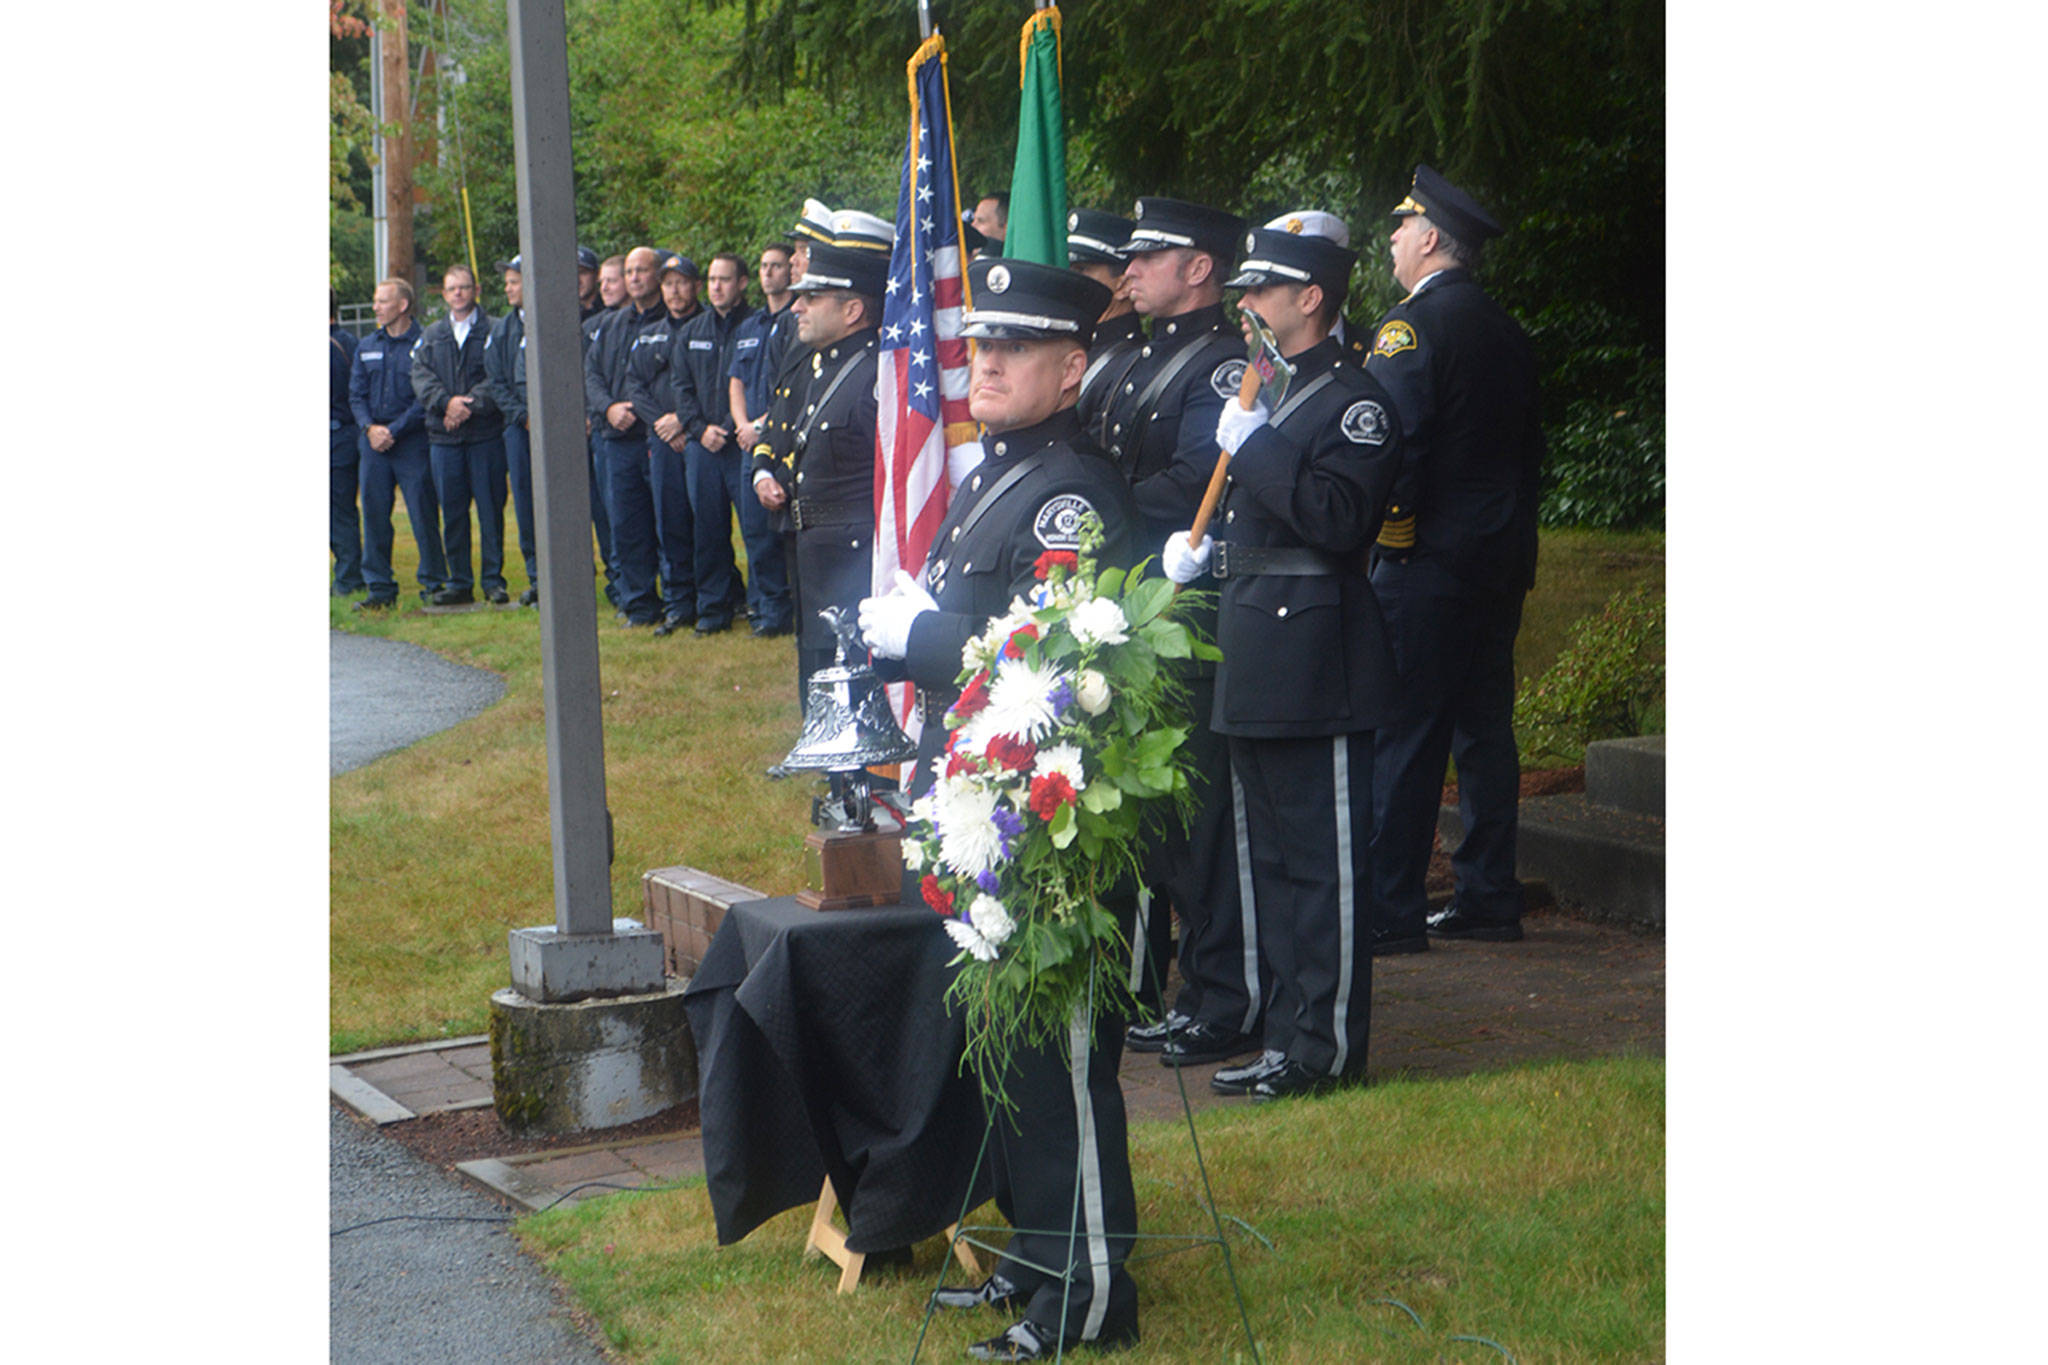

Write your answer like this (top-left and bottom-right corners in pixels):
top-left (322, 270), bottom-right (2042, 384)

top-left (1210, 358), bottom-right (1247, 400)
top-left (1341, 399), bottom-right (1390, 446)
top-left (1032, 494), bottom-right (1095, 550)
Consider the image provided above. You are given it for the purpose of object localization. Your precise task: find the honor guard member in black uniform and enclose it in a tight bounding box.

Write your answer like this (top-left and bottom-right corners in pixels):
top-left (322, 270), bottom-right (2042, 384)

top-left (1163, 221), bottom-right (1405, 1101)
top-left (1366, 166), bottom-right (1544, 947)
top-left (859, 258), bottom-right (1141, 1362)
top-left (585, 247), bottom-right (672, 626)
top-left (330, 292), bottom-right (364, 597)
top-left (628, 250), bottom-right (706, 636)
top-left (412, 264), bottom-right (508, 605)
top-left (1092, 197), bottom-right (1263, 1068)
top-left (1251, 211), bottom-right (1373, 366)
top-left (577, 243), bottom-right (621, 607)
top-left (484, 255), bottom-right (539, 604)
top-left (350, 278), bottom-right (448, 609)
top-left (1066, 209), bottom-right (1143, 440)
top-left (751, 230), bottom-right (889, 703)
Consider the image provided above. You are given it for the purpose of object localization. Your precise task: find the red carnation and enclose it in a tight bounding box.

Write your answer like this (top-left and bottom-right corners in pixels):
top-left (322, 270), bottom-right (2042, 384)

top-left (1002, 624), bottom-right (1041, 659)
top-left (920, 874), bottom-right (954, 916)
top-left (1034, 550), bottom-right (1079, 580)
top-left (1028, 773), bottom-right (1078, 821)
top-left (945, 750), bottom-right (978, 778)
top-left (952, 670), bottom-right (991, 720)
top-left (985, 735), bottom-right (1038, 772)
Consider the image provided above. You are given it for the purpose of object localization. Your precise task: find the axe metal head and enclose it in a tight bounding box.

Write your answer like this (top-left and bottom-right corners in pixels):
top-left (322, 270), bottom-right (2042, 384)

top-left (1239, 307), bottom-right (1296, 411)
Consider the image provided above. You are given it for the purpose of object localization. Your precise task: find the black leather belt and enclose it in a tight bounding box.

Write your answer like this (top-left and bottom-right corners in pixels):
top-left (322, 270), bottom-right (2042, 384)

top-left (790, 496), bottom-right (869, 531)
top-left (1212, 541), bottom-right (1348, 579)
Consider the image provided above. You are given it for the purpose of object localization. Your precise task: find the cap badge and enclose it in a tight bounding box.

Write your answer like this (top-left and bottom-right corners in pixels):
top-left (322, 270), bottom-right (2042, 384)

top-left (1133, 201), bottom-right (1145, 220)
top-left (986, 265), bottom-right (1012, 294)
top-left (1286, 217), bottom-right (1304, 234)
top-left (1067, 210), bottom-right (1079, 231)
top-left (1245, 231), bottom-right (1257, 253)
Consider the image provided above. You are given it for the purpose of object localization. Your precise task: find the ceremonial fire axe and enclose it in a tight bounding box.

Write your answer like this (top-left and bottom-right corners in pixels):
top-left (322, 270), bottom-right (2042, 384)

top-left (1187, 307), bottom-right (1294, 547)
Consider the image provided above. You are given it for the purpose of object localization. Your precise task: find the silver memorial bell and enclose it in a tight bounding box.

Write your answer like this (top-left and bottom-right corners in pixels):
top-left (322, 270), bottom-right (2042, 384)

top-left (780, 607), bottom-right (917, 832)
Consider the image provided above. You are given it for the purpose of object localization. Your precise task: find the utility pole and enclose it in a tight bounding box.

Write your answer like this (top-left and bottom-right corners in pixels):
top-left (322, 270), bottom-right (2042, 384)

top-left (379, 0), bottom-right (414, 285)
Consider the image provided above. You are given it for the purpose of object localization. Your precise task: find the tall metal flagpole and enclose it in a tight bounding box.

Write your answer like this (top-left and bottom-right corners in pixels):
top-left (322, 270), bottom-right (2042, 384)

top-left (502, 0), bottom-right (663, 1001)
top-left (920, 0), bottom-right (932, 39)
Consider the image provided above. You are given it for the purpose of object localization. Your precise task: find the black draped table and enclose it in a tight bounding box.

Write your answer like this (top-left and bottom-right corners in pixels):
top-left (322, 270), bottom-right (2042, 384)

top-left (681, 893), bottom-right (995, 1252)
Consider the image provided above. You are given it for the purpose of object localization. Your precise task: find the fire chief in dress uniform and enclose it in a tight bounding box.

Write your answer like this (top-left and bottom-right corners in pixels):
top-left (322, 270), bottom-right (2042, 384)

top-left (1364, 166), bottom-right (1544, 948)
top-left (1163, 221), bottom-right (1406, 1101)
top-left (860, 259), bottom-right (1141, 1362)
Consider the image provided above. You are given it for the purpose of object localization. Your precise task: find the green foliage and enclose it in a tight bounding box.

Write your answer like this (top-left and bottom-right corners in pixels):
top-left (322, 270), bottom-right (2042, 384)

top-left (1513, 581), bottom-right (1664, 765)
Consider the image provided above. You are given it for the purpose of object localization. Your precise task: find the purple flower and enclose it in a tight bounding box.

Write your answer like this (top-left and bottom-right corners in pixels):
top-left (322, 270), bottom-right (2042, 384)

top-left (990, 807), bottom-right (1028, 859)
top-left (976, 868), bottom-right (1001, 896)
top-left (1048, 678), bottom-right (1075, 717)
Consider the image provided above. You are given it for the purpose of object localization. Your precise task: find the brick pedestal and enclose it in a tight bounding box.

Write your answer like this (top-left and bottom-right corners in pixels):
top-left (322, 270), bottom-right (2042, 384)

top-left (641, 866), bottom-right (768, 978)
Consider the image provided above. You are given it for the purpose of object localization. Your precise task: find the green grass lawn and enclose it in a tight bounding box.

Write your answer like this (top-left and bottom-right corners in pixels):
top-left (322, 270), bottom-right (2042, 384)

top-left (519, 1055), bottom-right (1664, 1363)
top-left (330, 509), bottom-right (1663, 1051)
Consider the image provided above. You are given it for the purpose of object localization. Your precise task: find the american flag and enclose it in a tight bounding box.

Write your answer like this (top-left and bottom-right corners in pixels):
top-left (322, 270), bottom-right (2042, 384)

top-left (875, 33), bottom-right (979, 735)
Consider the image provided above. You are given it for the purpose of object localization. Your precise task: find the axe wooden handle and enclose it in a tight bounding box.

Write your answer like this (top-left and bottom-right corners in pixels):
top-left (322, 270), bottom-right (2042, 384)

top-left (1186, 361), bottom-right (1266, 546)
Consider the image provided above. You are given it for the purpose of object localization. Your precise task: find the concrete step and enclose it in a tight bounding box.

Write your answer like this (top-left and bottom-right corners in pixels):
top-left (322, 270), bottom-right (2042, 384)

top-left (1439, 792), bottom-right (1664, 929)
top-left (1585, 734), bottom-right (1664, 816)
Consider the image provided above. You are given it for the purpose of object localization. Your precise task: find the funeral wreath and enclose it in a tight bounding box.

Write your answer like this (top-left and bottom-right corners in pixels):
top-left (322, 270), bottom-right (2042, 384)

top-left (901, 516), bottom-right (1218, 1111)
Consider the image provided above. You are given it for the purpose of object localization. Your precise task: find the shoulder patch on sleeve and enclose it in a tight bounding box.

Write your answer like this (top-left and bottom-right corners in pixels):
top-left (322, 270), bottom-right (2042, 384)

top-left (1032, 493), bottom-right (1096, 550)
top-left (1210, 358), bottom-right (1247, 400)
top-left (1373, 320), bottom-right (1417, 358)
top-left (1341, 399), bottom-right (1391, 446)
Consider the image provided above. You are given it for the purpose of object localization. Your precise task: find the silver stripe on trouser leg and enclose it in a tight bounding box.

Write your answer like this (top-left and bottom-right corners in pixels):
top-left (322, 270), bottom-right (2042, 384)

top-left (1329, 735), bottom-right (1359, 1076)
top-left (1126, 885), bottom-right (1151, 997)
top-left (1229, 764), bottom-right (1262, 1035)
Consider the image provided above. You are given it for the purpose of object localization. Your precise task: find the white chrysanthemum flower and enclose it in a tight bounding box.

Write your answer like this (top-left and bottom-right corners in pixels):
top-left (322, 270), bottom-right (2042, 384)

top-left (961, 656), bottom-right (1068, 749)
top-left (933, 777), bottom-right (1004, 878)
top-left (1067, 596), bottom-right (1130, 647)
top-left (901, 837), bottom-right (925, 871)
top-left (1032, 742), bottom-right (1087, 792)
top-left (1074, 669), bottom-right (1111, 716)
top-left (944, 917), bottom-right (1002, 963)
top-left (968, 893), bottom-right (1016, 947)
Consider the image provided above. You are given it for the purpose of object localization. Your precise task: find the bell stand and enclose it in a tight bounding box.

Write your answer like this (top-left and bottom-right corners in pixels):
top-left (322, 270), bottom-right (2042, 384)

top-left (904, 964), bottom-right (1265, 1363)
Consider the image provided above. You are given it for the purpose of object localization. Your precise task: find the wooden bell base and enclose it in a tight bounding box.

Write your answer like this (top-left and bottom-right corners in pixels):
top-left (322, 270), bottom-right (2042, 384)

top-left (796, 827), bottom-right (904, 911)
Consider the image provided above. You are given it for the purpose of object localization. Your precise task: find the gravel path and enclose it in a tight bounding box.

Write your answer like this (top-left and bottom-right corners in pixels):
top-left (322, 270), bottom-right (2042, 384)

top-left (330, 1106), bottom-right (611, 1364)
top-left (331, 631), bottom-right (608, 1362)
top-left (330, 630), bottom-right (506, 775)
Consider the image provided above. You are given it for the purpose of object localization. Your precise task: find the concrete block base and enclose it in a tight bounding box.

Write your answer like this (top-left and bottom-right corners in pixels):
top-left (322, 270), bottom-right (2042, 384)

top-left (488, 982), bottom-right (697, 1134)
top-left (508, 922), bottom-right (665, 1003)
top-left (1440, 793), bottom-right (1665, 929)
top-left (1585, 735), bottom-right (1665, 817)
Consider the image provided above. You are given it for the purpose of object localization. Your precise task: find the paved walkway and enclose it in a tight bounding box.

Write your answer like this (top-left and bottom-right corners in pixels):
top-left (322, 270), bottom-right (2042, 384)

top-left (330, 630), bottom-right (505, 775)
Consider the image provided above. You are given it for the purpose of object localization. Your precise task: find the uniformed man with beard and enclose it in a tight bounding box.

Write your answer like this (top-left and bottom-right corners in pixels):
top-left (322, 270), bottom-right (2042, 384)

top-left (1089, 198), bottom-right (1265, 1076)
top-left (1162, 219), bottom-right (1405, 1101)
top-left (858, 257), bottom-right (1141, 1362)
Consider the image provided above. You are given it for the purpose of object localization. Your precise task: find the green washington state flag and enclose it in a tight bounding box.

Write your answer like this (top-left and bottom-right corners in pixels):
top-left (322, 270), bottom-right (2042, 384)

top-left (1004, 6), bottom-right (1066, 267)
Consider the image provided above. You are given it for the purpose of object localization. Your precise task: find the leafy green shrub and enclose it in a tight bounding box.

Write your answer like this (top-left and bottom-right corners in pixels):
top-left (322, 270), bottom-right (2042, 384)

top-left (1514, 581), bottom-right (1664, 765)
top-left (1540, 356), bottom-right (1665, 529)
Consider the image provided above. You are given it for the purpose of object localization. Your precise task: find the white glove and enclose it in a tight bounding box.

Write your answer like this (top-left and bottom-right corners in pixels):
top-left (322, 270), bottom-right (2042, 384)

top-left (1215, 399), bottom-right (1270, 456)
top-left (1162, 531), bottom-right (1213, 586)
top-left (858, 570), bottom-right (938, 658)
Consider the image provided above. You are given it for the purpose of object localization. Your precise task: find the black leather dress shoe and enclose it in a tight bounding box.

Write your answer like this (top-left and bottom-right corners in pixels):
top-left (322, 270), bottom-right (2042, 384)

top-left (485, 586), bottom-right (511, 604)
top-left (352, 597), bottom-right (396, 613)
top-left (693, 615), bottom-right (733, 635)
top-left (1249, 1059), bottom-right (1339, 1102)
top-left (430, 587), bottom-right (475, 606)
top-left (1209, 1048), bottom-right (1285, 1096)
top-left (1159, 1021), bottom-right (1260, 1067)
top-left (652, 615), bottom-right (693, 638)
top-left (1372, 928), bottom-right (1430, 956)
top-left (751, 619), bottom-right (793, 638)
top-left (518, 586), bottom-right (539, 606)
top-left (1426, 905), bottom-right (1524, 941)
top-left (966, 1314), bottom-right (1139, 1360)
top-left (1124, 1011), bottom-right (1188, 1054)
top-left (931, 1273), bottom-right (1027, 1313)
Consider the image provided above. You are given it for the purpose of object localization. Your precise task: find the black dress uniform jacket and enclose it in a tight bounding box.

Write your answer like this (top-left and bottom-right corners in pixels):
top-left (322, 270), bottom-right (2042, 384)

top-left (1364, 267), bottom-right (1542, 596)
top-left (411, 310), bottom-right (503, 445)
top-left (782, 327), bottom-right (881, 654)
top-left (1212, 337), bottom-right (1405, 738)
top-left (1073, 313), bottom-right (1144, 449)
top-left (899, 406), bottom-right (1139, 789)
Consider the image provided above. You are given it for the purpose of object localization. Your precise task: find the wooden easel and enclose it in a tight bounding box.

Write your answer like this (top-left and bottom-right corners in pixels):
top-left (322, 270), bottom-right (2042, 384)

top-left (802, 1178), bottom-right (984, 1294)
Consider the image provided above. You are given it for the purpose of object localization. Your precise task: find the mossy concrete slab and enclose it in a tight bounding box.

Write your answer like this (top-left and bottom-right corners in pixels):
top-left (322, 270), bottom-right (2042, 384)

top-left (488, 982), bottom-right (696, 1134)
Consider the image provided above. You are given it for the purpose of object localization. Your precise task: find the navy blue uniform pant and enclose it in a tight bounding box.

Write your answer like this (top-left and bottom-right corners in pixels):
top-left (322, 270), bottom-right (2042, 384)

top-left (429, 437), bottom-right (508, 595)
top-left (1369, 557), bottom-right (1527, 931)
top-left (985, 1003), bottom-right (1139, 1346)
top-left (649, 435), bottom-right (696, 623)
top-left (595, 432), bottom-right (660, 623)
top-left (503, 421), bottom-right (539, 587)
top-left (688, 444), bottom-right (789, 628)
top-left (1229, 731), bottom-right (1374, 1077)
top-left (331, 423), bottom-right (363, 593)
top-left (358, 431), bottom-right (447, 601)
top-left (589, 432), bottom-right (618, 599)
